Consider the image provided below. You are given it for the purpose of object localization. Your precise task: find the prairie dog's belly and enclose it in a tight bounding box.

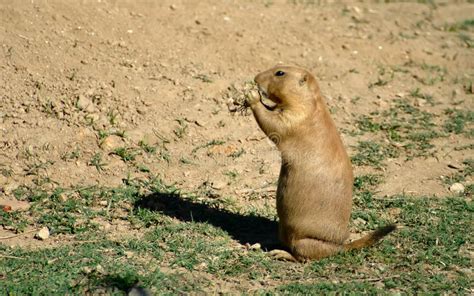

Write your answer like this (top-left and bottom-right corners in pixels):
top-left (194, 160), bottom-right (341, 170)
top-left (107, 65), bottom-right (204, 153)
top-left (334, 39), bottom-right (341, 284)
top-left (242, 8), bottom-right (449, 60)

top-left (276, 160), bottom-right (351, 244)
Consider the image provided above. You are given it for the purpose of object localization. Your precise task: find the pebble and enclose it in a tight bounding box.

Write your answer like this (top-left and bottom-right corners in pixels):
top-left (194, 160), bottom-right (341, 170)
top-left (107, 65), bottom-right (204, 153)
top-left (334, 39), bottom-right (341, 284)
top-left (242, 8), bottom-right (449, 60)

top-left (100, 135), bottom-right (124, 151)
top-left (58, 193), bottom-right (68, 202)
top-left (210, 180), bottom-right (226, 190)
top-left (353, 217), bottom-right (367, 226)
top-left (449, 183), bottom-right (465, 194)
top-left (35, 227), bottom-right (50, 240)
top-left (226, 98), bottom-right (237, 112)
top-left (76, 95), bottom-right (96, 113)
top-left (194, 120), bottom-right (206, 127)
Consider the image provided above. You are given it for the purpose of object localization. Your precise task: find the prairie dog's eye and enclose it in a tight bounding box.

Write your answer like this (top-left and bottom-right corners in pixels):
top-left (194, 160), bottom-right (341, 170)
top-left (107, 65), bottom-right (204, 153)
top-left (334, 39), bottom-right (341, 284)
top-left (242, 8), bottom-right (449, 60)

top-left (275, 70), bottom-right (285, 77)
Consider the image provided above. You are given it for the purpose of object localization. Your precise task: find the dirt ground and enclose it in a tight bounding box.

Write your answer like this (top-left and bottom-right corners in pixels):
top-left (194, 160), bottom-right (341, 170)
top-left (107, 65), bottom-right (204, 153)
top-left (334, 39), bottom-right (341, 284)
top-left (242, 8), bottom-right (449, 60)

top-left (0, 0), bottom-right (473, 245)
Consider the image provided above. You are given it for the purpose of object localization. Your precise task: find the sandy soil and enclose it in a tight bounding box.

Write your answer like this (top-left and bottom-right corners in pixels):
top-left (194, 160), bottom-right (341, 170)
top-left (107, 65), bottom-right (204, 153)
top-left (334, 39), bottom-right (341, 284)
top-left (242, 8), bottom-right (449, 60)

top-left (0, 0), bottom-right (473, 243)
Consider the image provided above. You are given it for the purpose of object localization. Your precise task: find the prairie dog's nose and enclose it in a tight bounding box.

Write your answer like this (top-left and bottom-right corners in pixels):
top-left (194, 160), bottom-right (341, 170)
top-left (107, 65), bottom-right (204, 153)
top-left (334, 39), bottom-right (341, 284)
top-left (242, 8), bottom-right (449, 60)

top-left (254, 73), bottom-right (261, 84)
top-left (254, 71), bottom-right (268, 86)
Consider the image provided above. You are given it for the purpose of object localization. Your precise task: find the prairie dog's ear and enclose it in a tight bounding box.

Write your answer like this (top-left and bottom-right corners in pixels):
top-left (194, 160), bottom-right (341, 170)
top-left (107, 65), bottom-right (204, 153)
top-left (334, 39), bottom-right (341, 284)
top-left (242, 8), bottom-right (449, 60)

top-left (299, 73), bottom-right (308, 86)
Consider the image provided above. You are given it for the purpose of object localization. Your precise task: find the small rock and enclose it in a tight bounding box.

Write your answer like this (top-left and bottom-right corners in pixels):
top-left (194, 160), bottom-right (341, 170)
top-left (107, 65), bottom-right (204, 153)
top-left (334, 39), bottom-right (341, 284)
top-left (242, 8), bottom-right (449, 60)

top-left (353, 217), bottom-right (367, 226)
top-left (395, 92), bottom-right (405, 98)
top-left (210, 180), bottom-right (226, 190)
top-left (449, 183), bottom-right (465, 194)
top-left (36, 227), bottom-right (50, 240)
top-left (226, 98), bottom-right (237, 112)
top-left (95, 264), bottom-right (106, 275)
top-left (447, 163), bottom-right (461, 170)
top-left (76, 95), bottom-right (95, 113)
top-left (100, 135), bottom-right (124, 151)
top-left (195, 120), bottom-right (206, 127)
top-left (58, 193), bottom-right (68, 202)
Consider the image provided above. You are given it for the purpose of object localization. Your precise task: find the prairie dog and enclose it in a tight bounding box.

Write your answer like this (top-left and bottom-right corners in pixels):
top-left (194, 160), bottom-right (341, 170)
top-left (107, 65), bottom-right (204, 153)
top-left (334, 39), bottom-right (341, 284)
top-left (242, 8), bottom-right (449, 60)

top-left (247, 65), bottom-right (395, 262)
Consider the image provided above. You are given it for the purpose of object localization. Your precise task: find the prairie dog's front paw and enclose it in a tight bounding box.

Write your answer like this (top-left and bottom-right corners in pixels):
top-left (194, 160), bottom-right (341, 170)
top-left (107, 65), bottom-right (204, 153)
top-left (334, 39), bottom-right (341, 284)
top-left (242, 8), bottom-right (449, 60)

top-left (245, 90), bottom-right (260, 107)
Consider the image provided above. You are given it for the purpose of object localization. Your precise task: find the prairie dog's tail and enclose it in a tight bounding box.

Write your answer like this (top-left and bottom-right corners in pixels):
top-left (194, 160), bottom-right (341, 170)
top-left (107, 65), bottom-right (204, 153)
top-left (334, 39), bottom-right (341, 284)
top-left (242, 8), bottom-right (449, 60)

top-left (344, 224), bottom-right (397, 251)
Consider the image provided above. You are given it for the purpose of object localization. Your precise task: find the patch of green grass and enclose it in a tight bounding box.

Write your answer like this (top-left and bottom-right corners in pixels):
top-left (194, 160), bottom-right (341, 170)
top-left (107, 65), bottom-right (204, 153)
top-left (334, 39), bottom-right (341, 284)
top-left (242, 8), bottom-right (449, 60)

top-left (173, 118), bottom-right (188, 139)
top-left (193, 74), bottom-right (213, 83)
top-left (459, 33), bottom-right (474, 48)
top-left (351, 141), bottom-right (399, 168)
top-left (368, 78), bottom-right (388, 88)
top-left (353, 98), bottom-right (443, 163)
top-left (409, 87), bottom-right (435, 105)
top-left (179, 157), bottom-right (193, 164)
top-left (443, 159), bottom-right (474, 186)
top-left (2, 178), bottom-right (472, 294)
top-left (353, 174), bottom-right (383, 193)
top-left (275, 196), bottom-right (472, 294)
top-left (97, 129), bottom-right (126, 141)
top-left (224, 170), bottom-right (239, 180)
top-left (61, 148), bottom-right (81, 161)
top-left (191, 139), bottom-right (225, 154)
top-left (0, 210), bottom-right (29, 233)
top-left (229, 148), bottom-right (245, 158)
top-left (463, 80), bottom-right (473, 94)
top-left (445, 18), bottom-right (474, 32)
top-left (25, 160), bottom-right (55, 176)
top-left (0, 238), bottom-right (189, 295)
top-left (356, 114), bottom-right (384, 133)
top-left (89, 153), bottom-right (107, 171)
top-left (443, 109), bottom-right (474, 135)
top-left (107, 110), bottom-right (119, 125)
top-left (398, 60), bottom-right (447, 85)
top-left (0, 162), bottom-right (14, 177)
top-left (136, 164), bottom-right (150, 173)
top-left (111, 147), bottom-right (141, 162)
top-left (158, 149), bottom-right (171, 163)
top-left (138, 140), bottom-right (156, 154)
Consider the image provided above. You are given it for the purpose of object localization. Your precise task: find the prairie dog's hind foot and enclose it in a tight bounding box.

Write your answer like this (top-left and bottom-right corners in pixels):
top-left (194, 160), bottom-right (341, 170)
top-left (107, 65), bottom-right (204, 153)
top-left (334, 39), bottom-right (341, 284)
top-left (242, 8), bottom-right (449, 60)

top-left (268, 249), bottom-right (298, 262)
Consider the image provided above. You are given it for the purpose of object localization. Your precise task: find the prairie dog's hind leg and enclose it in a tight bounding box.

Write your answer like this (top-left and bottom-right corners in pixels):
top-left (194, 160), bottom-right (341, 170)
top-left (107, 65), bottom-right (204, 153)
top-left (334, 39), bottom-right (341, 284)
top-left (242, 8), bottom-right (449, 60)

top-left (291, 238), bottom-right (343, 261)
top-left (269, 238), bottom-right (343, 262)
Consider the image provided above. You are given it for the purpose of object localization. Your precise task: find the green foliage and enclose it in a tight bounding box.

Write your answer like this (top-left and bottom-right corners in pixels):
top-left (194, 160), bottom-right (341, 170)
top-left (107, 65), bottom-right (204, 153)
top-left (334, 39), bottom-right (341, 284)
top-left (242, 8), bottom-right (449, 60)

top-left (1, 178), bottom-right (471, 294)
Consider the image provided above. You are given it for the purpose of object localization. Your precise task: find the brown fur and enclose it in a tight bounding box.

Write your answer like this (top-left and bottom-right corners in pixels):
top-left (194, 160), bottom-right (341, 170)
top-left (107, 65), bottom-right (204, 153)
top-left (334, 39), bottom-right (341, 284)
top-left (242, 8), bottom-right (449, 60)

top-left (247, 65), bottom-right (396, 262)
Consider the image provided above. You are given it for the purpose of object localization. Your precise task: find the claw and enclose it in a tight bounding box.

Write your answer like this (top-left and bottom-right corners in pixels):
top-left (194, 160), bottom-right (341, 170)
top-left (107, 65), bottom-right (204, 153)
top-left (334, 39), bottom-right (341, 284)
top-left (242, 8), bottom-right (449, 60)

top-left (268, 249), bottom-right (298, 262)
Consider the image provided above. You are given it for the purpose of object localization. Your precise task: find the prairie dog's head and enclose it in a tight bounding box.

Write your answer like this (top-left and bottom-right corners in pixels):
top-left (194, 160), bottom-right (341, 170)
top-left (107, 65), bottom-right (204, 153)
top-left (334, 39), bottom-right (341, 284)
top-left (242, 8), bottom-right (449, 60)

top-left (254, 65), bottom-right (320, 112)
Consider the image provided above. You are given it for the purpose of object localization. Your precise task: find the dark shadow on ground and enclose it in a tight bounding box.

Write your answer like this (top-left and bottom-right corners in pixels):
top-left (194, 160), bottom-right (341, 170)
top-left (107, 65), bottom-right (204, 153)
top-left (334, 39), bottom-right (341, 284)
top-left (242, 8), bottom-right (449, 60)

top-left (99, 274), bottom-right (151, 296)
top-left (135, 190), bottom-right (280, 250)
